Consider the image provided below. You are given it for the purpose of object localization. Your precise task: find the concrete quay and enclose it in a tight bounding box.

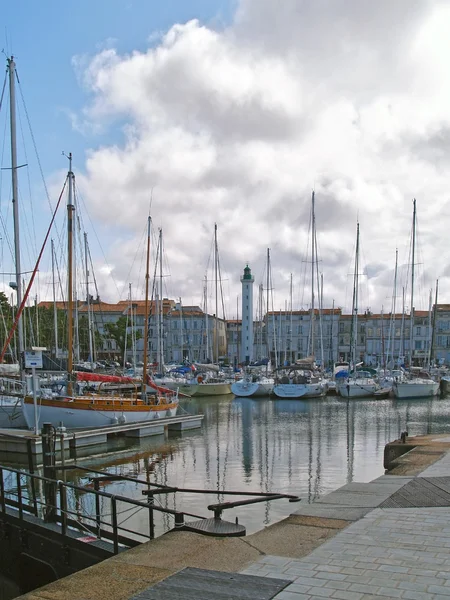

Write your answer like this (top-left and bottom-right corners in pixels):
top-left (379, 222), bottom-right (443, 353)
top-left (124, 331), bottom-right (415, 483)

top-left (16, 433), bottom-right (450, 600)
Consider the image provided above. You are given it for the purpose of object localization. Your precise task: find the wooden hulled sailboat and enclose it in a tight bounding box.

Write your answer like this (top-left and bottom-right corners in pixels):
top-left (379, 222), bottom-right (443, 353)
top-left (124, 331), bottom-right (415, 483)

top-left (22, 175), bottom-right (178, 429)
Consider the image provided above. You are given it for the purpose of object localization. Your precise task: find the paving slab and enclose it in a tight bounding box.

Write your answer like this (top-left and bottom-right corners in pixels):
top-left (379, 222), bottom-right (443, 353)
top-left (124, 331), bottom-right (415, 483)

top-left (291, 504), bottom-right (374, 521)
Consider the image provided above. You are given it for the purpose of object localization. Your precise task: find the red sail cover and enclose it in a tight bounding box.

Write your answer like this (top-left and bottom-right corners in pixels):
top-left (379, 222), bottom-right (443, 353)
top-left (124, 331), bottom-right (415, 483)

top-left (76, 372), bottom-right (135, 384)
top-left (146, 375), bottom-right (176, 396)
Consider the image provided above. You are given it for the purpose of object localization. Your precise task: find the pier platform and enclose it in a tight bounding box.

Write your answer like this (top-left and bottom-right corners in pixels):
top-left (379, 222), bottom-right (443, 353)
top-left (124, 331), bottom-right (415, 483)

top-left (15, 433), bottom-right (450, 600)
top-left (0, 413), bottom-right (203, 465)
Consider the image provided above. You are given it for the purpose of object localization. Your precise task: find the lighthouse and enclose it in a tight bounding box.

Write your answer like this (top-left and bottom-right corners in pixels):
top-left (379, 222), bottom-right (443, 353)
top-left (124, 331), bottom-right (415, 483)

top-left (240, 264), bottom-right (254, 364)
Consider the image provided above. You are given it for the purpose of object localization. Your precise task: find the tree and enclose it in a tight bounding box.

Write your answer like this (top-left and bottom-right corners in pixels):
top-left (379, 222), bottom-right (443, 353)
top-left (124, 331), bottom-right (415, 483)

top-left (104, 316), bottom-right (142, 360)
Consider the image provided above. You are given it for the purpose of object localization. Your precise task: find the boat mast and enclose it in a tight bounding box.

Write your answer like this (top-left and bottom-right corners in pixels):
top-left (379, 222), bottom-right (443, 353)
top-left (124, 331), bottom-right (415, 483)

top-left (203, 274), bottom-right (209, 361)
top-left (310, 190), bottom-right (315, 358)
top-left (214, 223), bottom-right (219, 363)
top-left (409, 199), bottom-right (416, 367)
top-left (7, 57), bottom-right (24, 362)
top-left (67, 153), bottom-right (75, 396)
top-left (84, 232), bottom-right (94, 365)
top-left (430, 279), bottom-right (438, 367)
top-left (51, 239), bottom-right (59, 359)
top-left (289, 273), bottom-right (293, 365)
top-left (351, 222), bottom-right (360, 369)
top-left (266, 248), bottom-right (270, 364)
top-left (426, 288), bottom-right (433, 369)
top-left (158, 228), bottom-right (164, 371)
top-left (387, 249), bottom-right (398, 369)
top-left (142, 216), bottom-right (151, 394)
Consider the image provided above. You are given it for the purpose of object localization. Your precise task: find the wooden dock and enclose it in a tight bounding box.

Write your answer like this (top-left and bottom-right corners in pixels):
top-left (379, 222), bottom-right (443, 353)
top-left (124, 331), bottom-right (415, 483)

top-left (0, 413), bottom-right (203, 464)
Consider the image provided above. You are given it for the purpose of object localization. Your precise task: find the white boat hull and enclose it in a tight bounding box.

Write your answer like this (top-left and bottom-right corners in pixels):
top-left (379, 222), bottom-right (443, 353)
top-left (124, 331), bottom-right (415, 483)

top-left (23, 401), bottom-right (178, 429)
top-left (163, 382), bottom-right (232, 396)
top-left (272, 384), bottom-right (307, 399)
top-left (231, 380), bottom-right (273, 397)
top-left (337, 380), bottom-right (377, 398)
top-left (303, 382), bottom-right (327, 398)
top-left (393, 381), bottom-right (440, 399)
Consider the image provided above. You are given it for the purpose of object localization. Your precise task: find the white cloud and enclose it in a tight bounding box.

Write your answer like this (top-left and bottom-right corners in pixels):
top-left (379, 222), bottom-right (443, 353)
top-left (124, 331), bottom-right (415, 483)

top-left (71, 0), bottom-right (450, 316)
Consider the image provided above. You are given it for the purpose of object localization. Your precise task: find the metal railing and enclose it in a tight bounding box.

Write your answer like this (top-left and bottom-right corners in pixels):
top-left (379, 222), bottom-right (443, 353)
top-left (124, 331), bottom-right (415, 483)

top-left (0, 464), bottom-right (301, 554)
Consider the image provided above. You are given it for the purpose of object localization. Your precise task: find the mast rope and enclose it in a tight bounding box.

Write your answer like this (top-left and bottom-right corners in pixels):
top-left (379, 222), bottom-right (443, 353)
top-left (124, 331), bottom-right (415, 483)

top-left (15, 70), bottom-right (57, 220)
top-left (0, 69), bottom-right (7, 115)
top-left (0, 178), bottom-right (67, 362)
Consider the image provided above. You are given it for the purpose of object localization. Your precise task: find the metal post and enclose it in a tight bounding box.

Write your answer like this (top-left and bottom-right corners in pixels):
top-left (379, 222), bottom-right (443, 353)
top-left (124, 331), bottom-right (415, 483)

top-left (42, 423), bottom-right (57, 521)
top-left (111, 497), bottom-right (119, 554)
top-left (59, 482), bottom-right (67, 537)
top-left (94, 479), bottom-right (101, 538)
top-left (0, 468), bottom-right (4, 513)
top-left (31, 365), bottom-right (38, 435)
top-left (148, 495), bottom-right (155, 540)
top-left (26, 439), bottom-right (38, 516)
top-left (16, 472), bottom-right (23, 520)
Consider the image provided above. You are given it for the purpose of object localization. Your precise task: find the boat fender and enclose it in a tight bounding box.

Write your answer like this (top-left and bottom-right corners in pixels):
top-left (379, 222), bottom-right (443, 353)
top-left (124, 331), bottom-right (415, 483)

top-left (111, 417), bottom-right (119, 425)
top-left (118, 415), bottom-right (127, 424)
top-left (197, 375), bottom-right (203, 384)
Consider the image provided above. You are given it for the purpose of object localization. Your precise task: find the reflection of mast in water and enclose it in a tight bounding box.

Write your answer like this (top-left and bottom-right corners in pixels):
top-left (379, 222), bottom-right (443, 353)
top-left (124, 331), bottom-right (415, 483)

top-left (241, 398), bottom-right (254, 479)
top-left (307, 406), bottom-right (313, 503)
top-left (346, 399), bottom-right (355, 483)
top-left (312, 401), bottom-right (322, 500)
top-left (220, 400), bottom-right (233, 496)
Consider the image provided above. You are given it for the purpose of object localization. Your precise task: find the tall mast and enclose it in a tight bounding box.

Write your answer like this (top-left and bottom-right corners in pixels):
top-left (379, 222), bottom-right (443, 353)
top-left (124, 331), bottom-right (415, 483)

top-left (266, 248), bottom-right (270, 363)
top-left (351, 222), bottom-right (360, 368)
top-left (409, 199), bottom-right (416, 366)
top-left (142, 216), bottom-right (151, 393)
top-left (430, 279), bottom-right (438, 367)
top-left (67, 153), bottom-right (75, 395)
top-left (204, 275), bottom-right (209, 361)
top-left (289, 273), bottom-right (293, 365)
top-left (310, 191), bottom-right (315, 357)
top-left (51, 239), bottom-right (59, 359)
top-left (158, 228), bottom-right (164, 370)
top-left (330, 299), bottom-right (335, 367)
top-left (7, 57), bottom-right (24, 360)
top-left (387, 249), bottom-right (398, 368)
top-left (214, 223), bottom-right (219, 363)
top-left (84, 233), bottom-right (94, 364)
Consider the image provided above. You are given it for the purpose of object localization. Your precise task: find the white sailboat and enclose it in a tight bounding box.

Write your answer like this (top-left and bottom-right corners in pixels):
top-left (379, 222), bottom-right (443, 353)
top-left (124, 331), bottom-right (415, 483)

top-left (393, 199), bottom-right (439, 399)
top-left (273, 191), bottom-right (327, 399)
top-left (337, 223), bottom-right (377, 399)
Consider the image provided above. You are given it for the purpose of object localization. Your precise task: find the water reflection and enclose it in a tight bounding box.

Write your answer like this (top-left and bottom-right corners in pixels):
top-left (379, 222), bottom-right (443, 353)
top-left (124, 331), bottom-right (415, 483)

top-left (62, 395), bottom-right (450, 537)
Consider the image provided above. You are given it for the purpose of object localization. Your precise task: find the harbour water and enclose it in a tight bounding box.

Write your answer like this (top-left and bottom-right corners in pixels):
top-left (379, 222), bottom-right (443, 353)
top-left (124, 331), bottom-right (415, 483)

top-left (63, 394), bottom-right (450, 538)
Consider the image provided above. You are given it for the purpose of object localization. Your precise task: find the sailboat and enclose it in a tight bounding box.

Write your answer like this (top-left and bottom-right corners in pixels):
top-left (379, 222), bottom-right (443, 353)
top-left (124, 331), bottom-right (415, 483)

top-left (393, 200), bottom-right (439, 399)
top-left (157, 224), bottom-right (231, 397)
top-left (21, 174), bottom-right (178, 429)
top-left (336, 223), bottom-right (377, 399)
top-left (273, 191), bottom-right (327, 399)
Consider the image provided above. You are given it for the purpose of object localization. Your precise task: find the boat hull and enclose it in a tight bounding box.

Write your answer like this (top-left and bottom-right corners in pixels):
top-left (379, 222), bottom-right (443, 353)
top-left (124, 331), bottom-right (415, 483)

top-left (231, 381), bottom-right (273, 397)
top-left (272, 384), bottom-right (307, 399)
top-left (393, 381), bottom-right (440, 399)
top-left (337, 381), bottom-right (377, 398)
top-left (23, 397), bottom-right (178, 429)
top-left (163, 382), bottom-right (232, 396)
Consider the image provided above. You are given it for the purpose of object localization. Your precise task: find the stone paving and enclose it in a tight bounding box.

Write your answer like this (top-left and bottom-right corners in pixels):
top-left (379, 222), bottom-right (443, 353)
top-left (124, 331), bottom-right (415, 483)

top-left (242, 506), bottom-right (450, 598)
top-left (237, 465), bottom-right (450, 599)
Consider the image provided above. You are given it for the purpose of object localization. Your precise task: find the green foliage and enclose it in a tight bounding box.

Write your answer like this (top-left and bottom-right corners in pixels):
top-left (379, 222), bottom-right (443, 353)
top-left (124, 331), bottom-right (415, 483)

top-left (104, 315), bottom-right (142, 357)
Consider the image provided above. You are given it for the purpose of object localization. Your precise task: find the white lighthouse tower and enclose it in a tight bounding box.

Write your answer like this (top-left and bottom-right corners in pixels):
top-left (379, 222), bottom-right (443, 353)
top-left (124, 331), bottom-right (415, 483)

top-left (240, 264), bottom-right (254, 364)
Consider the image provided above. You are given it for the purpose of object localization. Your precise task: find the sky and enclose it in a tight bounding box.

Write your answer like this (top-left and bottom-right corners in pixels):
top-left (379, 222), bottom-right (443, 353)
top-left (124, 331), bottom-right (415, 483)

top-left (1, 0), bottom-right (450, 319)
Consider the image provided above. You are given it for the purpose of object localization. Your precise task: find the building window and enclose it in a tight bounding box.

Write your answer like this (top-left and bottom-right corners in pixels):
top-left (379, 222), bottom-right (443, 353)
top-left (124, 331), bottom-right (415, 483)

top-left (416, 326), bottom-right (421, 336)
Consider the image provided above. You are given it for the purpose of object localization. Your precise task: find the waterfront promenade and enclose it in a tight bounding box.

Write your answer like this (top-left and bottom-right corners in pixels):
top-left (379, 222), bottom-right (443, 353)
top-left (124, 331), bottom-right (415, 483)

top-left (17, 434), bottom-right (450, 600)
